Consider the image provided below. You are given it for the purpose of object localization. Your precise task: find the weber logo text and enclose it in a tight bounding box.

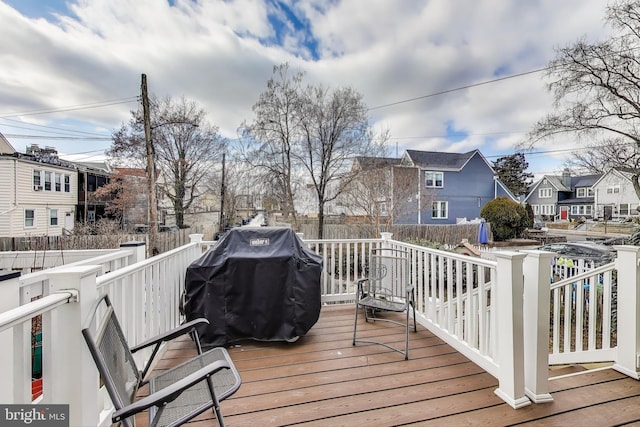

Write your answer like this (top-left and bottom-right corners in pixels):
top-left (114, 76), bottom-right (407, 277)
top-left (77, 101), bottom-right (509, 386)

top-left (1, 405), bottom-right (68, 426)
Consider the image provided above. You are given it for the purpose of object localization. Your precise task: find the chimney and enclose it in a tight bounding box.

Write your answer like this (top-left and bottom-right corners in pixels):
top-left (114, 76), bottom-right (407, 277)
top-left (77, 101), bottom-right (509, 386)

top-left (562, 168), bottom-right (571, 188)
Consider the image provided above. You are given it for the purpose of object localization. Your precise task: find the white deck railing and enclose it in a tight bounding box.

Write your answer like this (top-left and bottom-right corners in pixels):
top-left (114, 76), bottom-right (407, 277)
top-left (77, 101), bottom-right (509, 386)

top-left (2, 233), bottom-right (640, 425)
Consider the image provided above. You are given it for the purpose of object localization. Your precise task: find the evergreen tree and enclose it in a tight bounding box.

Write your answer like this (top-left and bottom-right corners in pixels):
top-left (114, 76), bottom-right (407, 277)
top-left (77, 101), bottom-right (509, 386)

top-left (492, 153), bottom-right (533, 197)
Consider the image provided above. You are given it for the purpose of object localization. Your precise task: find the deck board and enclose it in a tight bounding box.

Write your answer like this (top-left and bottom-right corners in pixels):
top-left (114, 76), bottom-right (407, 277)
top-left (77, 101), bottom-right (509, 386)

top-left (133, 305), bottom-right (640, 427)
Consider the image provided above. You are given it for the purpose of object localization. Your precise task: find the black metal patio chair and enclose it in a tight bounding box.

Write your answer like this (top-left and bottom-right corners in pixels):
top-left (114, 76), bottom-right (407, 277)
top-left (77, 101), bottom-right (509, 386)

top-left (82, 294), bottom-right (241, 427)
top-left (353, 248), bottom-right (417, 359)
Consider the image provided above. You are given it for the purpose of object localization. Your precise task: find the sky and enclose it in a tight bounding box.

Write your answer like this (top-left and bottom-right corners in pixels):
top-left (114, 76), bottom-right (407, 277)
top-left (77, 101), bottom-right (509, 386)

top-left (0, 0), bottom-right (613, 178)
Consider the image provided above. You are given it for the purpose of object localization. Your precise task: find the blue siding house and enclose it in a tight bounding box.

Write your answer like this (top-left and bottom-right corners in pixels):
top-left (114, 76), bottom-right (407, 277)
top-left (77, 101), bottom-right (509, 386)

top-left (394, 149), bottom-right (516, 225)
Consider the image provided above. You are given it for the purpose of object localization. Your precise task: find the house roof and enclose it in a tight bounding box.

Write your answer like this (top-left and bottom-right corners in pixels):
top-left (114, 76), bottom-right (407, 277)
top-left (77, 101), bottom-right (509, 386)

top-left (354, 157), bottom-right (402, 169)
top-left (572, 174), bottom-right (601, 188)
top-left (116, 167), bottom-right (147, 177)
top-left (591, 168), bottom-right (634, 188)
top-left (0, 132), bottom-right (17, 155)
top-left (402, 149), bottom-right (491, 171)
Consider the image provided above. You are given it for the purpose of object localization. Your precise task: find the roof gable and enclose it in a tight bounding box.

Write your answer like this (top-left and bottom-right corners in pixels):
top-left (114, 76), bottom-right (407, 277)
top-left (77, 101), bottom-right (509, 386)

top-left (403, 149), bottom-right (491, 172)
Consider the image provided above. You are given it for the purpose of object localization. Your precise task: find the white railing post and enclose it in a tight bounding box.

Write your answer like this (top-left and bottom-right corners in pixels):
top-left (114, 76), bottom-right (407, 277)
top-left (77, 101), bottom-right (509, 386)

top-left (522, 250), bottom-right (554, 403)
top-left (612, 245), bottom-right (640, 379)
top-left (44, 265), bottom-right (102, 427)
top-left (189, 233), bottom-right (204, 244)
top-left (120, 241), bottom-right (147, 264)
top-left (0, 271), bottom-right (27, 403)
top-left (493, 251), bottom-right (530, 409)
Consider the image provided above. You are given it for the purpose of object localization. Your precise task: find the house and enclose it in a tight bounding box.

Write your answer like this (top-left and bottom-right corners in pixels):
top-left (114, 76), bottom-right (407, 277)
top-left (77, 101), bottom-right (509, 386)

top-left (592, 168), bottom-right (640, 220)
top-left (75, 160), bottom-right (111, 223)
top-left (394, 149), bottom-right (516, 225)
top-left (525, 169), bottom-right (601, 221)
top-left (0, 137), bottom-right (78, 237)
top-left (334, 156), bottom-right (402, 222)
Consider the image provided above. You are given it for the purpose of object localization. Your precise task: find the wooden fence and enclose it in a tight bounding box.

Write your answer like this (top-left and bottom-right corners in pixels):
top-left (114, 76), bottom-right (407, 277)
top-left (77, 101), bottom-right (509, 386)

top-left (0, 226), bottom-right (202, 253)
top-left (297, 222), bottom-right (490, 246)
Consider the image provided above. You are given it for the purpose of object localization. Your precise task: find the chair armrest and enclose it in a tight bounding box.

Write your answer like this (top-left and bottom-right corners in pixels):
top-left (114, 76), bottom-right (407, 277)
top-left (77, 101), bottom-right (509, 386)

top-left (130, 318), bottom-right (209, 353)
top-left (112, 358), bottom-right (230, 423)
top-left (405, 285), bottom-right (414, 295)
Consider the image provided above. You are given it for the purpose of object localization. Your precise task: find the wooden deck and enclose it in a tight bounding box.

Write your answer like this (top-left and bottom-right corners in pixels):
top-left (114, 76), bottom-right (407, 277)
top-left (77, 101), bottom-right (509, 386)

top-left (138, 305), bottom-right (640, 426)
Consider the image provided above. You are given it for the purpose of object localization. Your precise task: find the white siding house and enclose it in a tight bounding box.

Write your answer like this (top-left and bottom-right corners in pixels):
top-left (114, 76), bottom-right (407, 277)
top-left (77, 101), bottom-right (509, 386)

top-left (0, 136), bottom-right (78, 237)
top-left (592, 168), bottom-right (640, 220)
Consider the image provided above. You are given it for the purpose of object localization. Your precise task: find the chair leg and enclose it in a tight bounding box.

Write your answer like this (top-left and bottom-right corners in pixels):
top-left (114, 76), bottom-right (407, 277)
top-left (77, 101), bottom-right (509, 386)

top-left (353, 302), bottom-right (359, 346)
top-left (404, 306), bottom-right (410, 360)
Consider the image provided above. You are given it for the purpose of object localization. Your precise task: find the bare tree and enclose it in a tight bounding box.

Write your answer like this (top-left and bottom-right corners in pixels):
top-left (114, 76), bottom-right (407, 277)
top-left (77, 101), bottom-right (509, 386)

top-left (297, 85), bottom-right (388, 239)
top-left (92, 170), bottom-right (139, 226)
top-left (525, 0), bottom-right (640, 198)
top-left (109, 96), bottom-right (225, 228)
top-left (339, 159), bottom-right (424, 236)
top-left (240, 63), bottom-right (303, 227)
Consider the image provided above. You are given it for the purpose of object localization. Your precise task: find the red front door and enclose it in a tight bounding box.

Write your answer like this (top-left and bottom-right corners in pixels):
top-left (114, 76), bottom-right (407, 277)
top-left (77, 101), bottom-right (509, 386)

top-left (560, 206), bottom-right (569, 220)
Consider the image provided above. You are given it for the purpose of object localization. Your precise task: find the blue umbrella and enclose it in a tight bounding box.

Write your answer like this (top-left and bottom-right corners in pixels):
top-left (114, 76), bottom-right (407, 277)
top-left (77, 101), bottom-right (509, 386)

top-left (478, 220), bottom-right (489, 244)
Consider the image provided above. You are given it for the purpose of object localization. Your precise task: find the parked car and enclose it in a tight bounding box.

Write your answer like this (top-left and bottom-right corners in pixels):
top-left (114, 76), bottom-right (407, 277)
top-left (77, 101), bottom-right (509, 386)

top-left (159, 225), bottom-right (179, 232)
top-left (537, 242), bottom-right (616, 266)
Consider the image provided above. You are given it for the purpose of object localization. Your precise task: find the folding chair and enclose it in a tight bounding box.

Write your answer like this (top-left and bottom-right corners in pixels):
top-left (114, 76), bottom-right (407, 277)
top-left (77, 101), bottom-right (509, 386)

top-left (353, 248), bottom-right (417, 359)
top-left (82, 294), bottom-right (241, 427)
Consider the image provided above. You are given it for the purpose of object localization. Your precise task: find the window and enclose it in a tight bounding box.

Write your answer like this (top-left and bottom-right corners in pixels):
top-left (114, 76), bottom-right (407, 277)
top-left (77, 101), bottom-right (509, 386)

top-left (55, 173), bottom-right (62, 192)
top-left (49, 209), bottom-right (59, 226)
top-left (539, 188), bottom-right (552, 198)
top-left (532, 204), bottom-right (540, 215)
top-left (432, 201), bottom-right (448, 219)
top-left (620, 203), bottom-right (630, 216)
top-left (33, 170), bottom-right (41, 188)
top-left (25, 209), bottom-right (35, 228)
top-left (571, 205), bottom-right (593, 216)
top-left (607, 186), bottom-right (620, 194)
top-left (425, 171), bottom-right (443, 188)
top-left (64, 174), bottom-right (71, 192)
top-left (44, 172), bottom-right (52, 191)
top-left (540, 204), bottom-right (555, 215)
top-left (576, 188), bottom-right (593, 198)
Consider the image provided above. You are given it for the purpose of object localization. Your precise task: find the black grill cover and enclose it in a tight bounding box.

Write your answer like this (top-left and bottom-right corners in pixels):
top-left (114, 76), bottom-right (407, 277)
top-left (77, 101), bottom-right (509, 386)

top-left (183, 227), bottom-right (323, 347)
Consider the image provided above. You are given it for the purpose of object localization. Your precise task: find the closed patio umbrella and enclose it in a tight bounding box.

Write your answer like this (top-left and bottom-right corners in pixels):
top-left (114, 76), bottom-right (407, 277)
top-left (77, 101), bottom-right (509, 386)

top-left (478, 220), bottom-right (489, 244)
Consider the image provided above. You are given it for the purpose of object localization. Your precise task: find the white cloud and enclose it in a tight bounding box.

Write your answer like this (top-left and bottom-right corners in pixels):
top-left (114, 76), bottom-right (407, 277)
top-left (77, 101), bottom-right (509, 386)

top-left (0, 0), bottom-right (614, 176)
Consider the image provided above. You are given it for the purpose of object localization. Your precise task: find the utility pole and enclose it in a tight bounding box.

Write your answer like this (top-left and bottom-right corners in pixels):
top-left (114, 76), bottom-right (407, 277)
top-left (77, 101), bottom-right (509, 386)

top-left (219, 152), bottom-right (226, 233)
top-left (141, 73), bottom-right (158, 256)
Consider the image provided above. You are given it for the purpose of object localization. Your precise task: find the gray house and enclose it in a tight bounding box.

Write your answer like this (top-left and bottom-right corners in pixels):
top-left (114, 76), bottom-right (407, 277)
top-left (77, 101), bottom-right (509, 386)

top-left (525, 169), bottom-right (601, 221)
top-left (394, 149), bottom-right (516, 225)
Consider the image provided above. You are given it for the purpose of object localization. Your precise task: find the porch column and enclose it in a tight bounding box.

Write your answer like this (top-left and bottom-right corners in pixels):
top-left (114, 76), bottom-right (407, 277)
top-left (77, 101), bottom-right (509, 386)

top-left (44, 265), bottom-right (102, 427)
top-left (522, 250), bottom-right (554, 403)
top-left (612, 245), bottom-right (640, 379)
top-left (493, 251), bottom-right (530, 409)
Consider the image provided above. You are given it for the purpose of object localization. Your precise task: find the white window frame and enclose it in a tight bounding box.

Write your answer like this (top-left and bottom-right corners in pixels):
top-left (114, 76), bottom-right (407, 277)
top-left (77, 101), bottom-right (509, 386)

top-left (25, 209), bottom-right (35, 228)
top-left (425, 171), bottom-right (444, 188)
top-left (49, 209), bottom-right (59, 226)
top-left (539, 188), bottom-right (552, 198)
top-left (44, 171), bottom-right (52, 191)
top-left (607, 186), bottom-right (620, 194)
top-left (33, 170), bottom-right (42, 188)
top-left (432, 201), bottom-right (448, 219)
top-left (571, 205), bottom-right (593, 216)
top-left (64, 174), bottom-right (71, 192)
top-left (540, 204), bottom-right (555, 215)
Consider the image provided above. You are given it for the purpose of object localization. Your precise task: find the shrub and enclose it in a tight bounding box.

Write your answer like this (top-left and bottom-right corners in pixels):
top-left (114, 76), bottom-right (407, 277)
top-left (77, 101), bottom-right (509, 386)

top-left (480, 197), bottom-right (529, 241)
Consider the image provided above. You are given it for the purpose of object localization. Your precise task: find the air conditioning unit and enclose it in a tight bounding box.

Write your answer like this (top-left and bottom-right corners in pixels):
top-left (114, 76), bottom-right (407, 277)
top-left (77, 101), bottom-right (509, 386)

top-left (33, 185), bottom-right (43, 191)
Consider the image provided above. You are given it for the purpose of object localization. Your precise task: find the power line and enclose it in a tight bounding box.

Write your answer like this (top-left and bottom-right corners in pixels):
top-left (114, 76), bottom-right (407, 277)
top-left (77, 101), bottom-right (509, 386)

top-left (3, 134), bottom-right (111, 141)
top-left (0, 118), bottom-right (110, 137)
top-left (368, 68), bottom-right (547, 111)
top-left (0, 97), bottom-right (139, 119)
